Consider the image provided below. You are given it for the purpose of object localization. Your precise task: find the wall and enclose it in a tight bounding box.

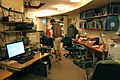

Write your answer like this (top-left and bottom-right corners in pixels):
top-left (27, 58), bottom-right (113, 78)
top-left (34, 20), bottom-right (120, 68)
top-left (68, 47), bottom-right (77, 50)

top-left (63, 16), bottom-right (68, 34)
top-left (2, 0), bottom-right (23, 12)
top-left (68, 13), bottom-right (80, 29)
top-left (0, 0), bottom-right (24, 45)
top-left (36, 17), bottom-right (47, 31)
top-left (0, 0), bottom-right (23, 20)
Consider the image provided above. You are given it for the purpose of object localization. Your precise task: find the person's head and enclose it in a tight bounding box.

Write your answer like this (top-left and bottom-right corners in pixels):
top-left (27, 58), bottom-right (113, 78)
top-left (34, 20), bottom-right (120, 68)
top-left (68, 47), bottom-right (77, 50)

top-left (50, 19), bottom-right (56, 25)
top-left (40, 33), bottom-right (45, 38)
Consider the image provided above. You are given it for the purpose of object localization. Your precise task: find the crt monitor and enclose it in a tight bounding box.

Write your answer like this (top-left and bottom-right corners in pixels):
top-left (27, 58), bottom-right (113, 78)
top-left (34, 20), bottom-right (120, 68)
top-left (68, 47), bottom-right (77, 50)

top-left (6, 41), bottom-right (25, 58)
top-left (22, 37), bottom-right (29, 46)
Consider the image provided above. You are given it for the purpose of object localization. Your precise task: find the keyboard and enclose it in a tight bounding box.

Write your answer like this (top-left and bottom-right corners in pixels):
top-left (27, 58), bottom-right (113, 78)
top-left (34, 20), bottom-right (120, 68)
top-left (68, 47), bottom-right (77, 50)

top-left (17, 54), bottom-right (34, 64)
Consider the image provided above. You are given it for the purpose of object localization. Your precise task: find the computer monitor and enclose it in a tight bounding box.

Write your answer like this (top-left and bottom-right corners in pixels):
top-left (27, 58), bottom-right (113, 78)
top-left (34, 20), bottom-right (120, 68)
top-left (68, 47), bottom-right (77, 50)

top-left (22, 37), bottom-right (29, 46)
top-left (6, 41), bottom-right (25, 59)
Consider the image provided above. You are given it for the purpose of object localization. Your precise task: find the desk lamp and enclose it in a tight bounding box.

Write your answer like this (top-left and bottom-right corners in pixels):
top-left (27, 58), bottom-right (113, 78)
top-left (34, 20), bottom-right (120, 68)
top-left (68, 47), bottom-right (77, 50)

top-left (99, 31), bottom-right (106, 60)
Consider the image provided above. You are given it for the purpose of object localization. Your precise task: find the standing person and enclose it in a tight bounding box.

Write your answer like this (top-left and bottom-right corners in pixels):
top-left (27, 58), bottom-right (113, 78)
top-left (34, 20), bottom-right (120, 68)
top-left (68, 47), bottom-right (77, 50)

top-left (50, 19), bottom-right (62, 61)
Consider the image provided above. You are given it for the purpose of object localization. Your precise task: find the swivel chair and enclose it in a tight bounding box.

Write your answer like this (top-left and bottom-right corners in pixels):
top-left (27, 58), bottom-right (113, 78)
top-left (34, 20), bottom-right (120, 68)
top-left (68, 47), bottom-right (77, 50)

top-left (91, 60), bottom-right (120, 80)
top-left (62, 35), bottom-right (75, 58)
top-left (62, 35), bottom-right (86, 59)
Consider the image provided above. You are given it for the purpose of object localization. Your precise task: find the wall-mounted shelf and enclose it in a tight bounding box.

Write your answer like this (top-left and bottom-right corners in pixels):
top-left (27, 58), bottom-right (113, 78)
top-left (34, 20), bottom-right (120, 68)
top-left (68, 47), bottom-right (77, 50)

top-left (1, 22), bottom-right (34, 26)
top-left (79, 2), bottom-right (120, 31)
top-left (0, 5), bottom-right (37, 44)
top-left (0, 5), bottom-right (23, 14)
top-left (81, 14), bottom-right (119, 20)
top-left (80, 28), bottom-right (103, 31)
top-left (0, 30), bottom-right (37, 33)
top-left (1, 21), bottom-right (34, 32)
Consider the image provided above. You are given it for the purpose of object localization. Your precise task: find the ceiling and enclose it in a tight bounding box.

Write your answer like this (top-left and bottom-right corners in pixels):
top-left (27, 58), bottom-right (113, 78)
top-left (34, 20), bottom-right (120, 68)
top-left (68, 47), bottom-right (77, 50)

top-left (23, 0), bottom-right (120, 17)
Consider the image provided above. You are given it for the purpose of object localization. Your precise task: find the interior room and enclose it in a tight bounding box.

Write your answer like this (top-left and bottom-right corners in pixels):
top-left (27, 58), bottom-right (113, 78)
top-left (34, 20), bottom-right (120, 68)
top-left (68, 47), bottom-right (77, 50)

top-left (0, 0), bottom-right (120, 80)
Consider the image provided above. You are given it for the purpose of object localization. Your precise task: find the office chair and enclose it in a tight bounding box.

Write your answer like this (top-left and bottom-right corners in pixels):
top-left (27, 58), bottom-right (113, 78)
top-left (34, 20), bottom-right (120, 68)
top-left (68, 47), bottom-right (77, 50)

top-left (62, 35), bottom-right (76, 58)
top-left (62, 36), bottom-right (87, 59)
top-left (91, 60), bottom-right (120, 80)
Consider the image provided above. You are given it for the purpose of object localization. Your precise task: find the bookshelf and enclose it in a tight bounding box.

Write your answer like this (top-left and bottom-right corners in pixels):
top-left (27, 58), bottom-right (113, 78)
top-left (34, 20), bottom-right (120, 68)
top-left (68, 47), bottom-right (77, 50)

top-left (79, 2), bottom-right (120, 31)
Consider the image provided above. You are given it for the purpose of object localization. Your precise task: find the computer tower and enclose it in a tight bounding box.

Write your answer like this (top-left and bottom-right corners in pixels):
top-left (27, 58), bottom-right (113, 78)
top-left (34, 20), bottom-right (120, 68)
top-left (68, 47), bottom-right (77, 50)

top-left (30, 61), bottom-right (49, 77)
top-left (0, 47), bottom-right (7, 61)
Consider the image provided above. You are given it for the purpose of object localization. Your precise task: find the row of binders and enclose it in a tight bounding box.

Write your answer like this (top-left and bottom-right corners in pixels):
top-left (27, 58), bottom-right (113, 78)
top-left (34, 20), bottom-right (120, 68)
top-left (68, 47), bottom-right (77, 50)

top-left (79, 16), bottom-right (119, 31)
top-left (80, 2), bottom-right (120, 19)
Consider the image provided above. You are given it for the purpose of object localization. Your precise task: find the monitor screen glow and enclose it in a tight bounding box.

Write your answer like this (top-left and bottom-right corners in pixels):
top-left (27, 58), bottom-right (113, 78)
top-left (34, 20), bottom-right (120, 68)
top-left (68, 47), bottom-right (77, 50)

top-left (6, 41), bottom-right (25, 58)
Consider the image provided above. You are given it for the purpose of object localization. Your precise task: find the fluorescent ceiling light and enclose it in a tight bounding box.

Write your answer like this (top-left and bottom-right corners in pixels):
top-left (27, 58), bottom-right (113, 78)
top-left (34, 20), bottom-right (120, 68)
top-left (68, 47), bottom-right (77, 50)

top-left (70, 0), bottom-right (80, 2)
top-left (31, 10), bottom-right (59, 17)
top-left (57, 6), bottom-right (65, 11)
top-left (30, 1), bottom-right (40, 6)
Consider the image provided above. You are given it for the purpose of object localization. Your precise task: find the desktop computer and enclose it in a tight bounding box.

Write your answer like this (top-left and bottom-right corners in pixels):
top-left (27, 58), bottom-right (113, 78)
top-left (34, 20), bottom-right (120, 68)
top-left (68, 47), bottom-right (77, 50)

top-left (30, 60), bottom-right (49, 77)
top-left (0, 47), bottom-right (7, 61)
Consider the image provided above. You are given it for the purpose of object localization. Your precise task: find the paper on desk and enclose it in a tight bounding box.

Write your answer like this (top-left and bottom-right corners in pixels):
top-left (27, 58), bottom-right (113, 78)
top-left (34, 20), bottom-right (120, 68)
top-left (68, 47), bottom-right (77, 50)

top-left (92, 45), bottom-right (99, 48)
top-left (108, 42), bottom-right (120, 60)
top-left (0, 60), bottom-right (17, 65)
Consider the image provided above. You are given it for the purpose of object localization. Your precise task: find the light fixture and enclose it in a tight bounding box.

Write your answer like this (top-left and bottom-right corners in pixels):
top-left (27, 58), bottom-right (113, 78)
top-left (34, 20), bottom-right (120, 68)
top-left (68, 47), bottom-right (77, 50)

top-left (57, 6), bottom-right (65, 11)
top-left (70, 0), bottom-right (81, 2)
top-left (24, 0), bottom-right (45, 9)
top-left (30, 0), bottom-right (40, 6)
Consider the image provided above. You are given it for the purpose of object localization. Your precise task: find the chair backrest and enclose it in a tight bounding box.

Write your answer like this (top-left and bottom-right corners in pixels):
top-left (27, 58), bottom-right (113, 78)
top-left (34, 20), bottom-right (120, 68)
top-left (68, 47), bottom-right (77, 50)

top-left (48, 38), bottom-right (54, 48)
top-left (92, 60), bottom-right (120, 80)
top-left (62, 36), bottom-right (72, 47)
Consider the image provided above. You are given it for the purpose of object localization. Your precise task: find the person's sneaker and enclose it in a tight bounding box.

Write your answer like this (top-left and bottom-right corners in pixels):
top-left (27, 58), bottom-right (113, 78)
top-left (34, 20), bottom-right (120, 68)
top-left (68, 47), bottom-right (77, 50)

top-left (55, 59), bottom-right (59, 62)
top-left (59, 58), bottom-right (62, 61)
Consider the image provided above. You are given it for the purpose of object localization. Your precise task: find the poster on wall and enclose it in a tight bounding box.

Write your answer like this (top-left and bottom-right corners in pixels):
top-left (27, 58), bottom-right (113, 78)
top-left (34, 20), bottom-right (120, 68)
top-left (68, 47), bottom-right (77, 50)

top-left (27, 33), bottom-right (39, 43)
top-left (67, 18), bottom-right (77, 26)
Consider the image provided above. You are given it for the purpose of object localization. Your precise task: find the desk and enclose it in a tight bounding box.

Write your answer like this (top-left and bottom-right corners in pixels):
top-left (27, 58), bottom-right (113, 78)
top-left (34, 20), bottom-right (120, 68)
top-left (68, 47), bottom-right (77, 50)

top-left (73, 39), bottom-right (108, 53)
top-left (73, 39), bottom-right (108, 64)
top-left (0, 69), bottom-right (12, 80)
top-left (0, 53), bottom-right (49, 71)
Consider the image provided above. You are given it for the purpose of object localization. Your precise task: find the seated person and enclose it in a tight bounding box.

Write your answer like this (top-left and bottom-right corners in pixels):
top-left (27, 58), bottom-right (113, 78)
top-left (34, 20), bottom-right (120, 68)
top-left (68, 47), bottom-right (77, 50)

top-left (91, 37), bottom-right (99, 45)
top-left (61, 34), bottom-right (72, 47)
top-left (40, 34), bottom-right (50, 52)
top-left (78, 35), bottom-right (87, 41)
top-left (85, 38), bottom-right (95, 45)
top-left (75, 33), bottom-right (80, 40)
